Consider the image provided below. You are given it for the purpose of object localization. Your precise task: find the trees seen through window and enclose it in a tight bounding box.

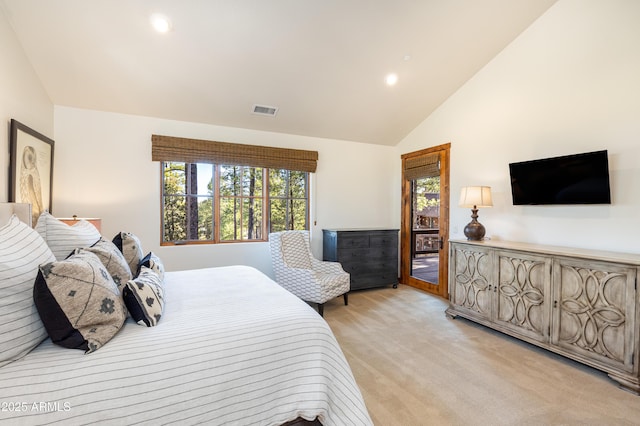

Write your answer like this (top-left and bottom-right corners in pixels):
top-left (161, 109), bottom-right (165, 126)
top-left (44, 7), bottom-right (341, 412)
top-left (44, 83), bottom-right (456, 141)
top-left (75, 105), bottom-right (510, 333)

top-left (162, 162), bottom-right (308, 244)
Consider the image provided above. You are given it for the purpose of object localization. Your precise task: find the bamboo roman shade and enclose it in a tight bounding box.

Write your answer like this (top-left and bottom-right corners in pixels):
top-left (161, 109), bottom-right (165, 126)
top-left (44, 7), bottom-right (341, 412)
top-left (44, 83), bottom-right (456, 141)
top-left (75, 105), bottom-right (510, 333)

top-left (151, 134), bottom-right (318, 173)
top-left (403, 153), bottom-right (440, 180)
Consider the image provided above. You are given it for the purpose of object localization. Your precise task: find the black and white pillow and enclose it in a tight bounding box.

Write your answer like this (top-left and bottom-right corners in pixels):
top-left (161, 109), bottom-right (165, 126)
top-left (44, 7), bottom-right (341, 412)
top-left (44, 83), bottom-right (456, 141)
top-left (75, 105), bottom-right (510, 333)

top-left (112, 232), bottom-right (144, 277)
top-left (33, 250), bottom-right (126, 353)
top-left (123, 266), bottom-right (165, 327)
top-left (77, 238), bottom-right (132, 292)
top-left (138, 251), bottom-right (165, 281)
top-left (0, 215), bottom-right (56, 367)
top-left (35, 212), bottom-right (101, 260)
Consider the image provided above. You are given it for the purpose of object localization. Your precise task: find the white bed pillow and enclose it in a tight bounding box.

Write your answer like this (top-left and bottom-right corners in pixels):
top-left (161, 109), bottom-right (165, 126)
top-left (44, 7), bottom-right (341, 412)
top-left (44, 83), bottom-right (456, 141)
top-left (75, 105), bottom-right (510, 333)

top-left (35, 212), bottom-right (101, 260)
top-left (0, 215), bottom-right (56, 367)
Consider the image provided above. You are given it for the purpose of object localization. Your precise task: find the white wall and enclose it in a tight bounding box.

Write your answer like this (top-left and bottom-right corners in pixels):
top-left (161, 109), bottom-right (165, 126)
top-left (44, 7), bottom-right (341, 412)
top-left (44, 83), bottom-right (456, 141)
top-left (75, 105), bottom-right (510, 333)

top-left (10, 0), bottom-right (639, 275)
top-left (395, 0), bottom-right (640, 254)
top-left (0, 7), bottom-right (53, 202)
top-left (53, 106), bottom-right (396, 275)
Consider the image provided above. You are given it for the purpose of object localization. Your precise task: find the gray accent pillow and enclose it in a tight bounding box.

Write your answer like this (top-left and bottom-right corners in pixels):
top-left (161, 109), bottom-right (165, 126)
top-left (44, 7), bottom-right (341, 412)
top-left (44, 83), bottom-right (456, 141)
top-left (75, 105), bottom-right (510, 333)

top-left (0, 215), bottom-right (56, 367)
top-left (139, 251), bottom-right (165, 281)
top-left (123, 266), bottom-right (165, 327)
top-left (77, 238), bottom-right (132, 292)
top-left (33, 250), bottom-right (126, 353)
top-left (112, 232), bottom-right (144, 277)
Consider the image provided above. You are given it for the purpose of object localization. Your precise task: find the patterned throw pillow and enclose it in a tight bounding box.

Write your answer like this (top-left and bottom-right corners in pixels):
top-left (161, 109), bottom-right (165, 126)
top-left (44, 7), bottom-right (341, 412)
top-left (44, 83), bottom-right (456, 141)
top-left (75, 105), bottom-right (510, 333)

top-left (123, 266), bottom-right (164, 327)
top-left (138, 252), bottom-right (165, 281)
top-left (77, 238), bottom-right (132, 292)
top-left (0, 215), bottom-right (56, 367)
top-left (35, 212), bottom-right (101, 260)
top-left (112, 232), bottom-right (144, 277)
top-left (33, 250), bottom-right (126, 353)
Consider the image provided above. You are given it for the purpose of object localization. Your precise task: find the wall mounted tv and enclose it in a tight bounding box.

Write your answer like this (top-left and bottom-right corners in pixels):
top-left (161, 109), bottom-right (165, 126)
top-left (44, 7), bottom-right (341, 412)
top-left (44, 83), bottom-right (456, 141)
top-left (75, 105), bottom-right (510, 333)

top-left (509, 150), bottom-right (611, 205)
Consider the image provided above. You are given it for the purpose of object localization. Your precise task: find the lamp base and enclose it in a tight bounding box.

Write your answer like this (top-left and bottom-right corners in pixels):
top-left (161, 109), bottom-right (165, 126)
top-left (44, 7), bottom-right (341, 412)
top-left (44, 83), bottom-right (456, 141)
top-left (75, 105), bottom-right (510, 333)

top-left (464, 220), bottom-right (486, 240)
top-left (464, 208), bottom-right (486, 241)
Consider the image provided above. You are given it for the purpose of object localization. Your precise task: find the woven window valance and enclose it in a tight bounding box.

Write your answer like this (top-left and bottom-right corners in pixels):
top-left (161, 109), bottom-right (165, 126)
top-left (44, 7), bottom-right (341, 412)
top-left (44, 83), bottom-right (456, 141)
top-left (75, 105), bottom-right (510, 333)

top-left (403, 153), bottom-right (440, 180)
top-left (151, 134), bottom-right (318, 173)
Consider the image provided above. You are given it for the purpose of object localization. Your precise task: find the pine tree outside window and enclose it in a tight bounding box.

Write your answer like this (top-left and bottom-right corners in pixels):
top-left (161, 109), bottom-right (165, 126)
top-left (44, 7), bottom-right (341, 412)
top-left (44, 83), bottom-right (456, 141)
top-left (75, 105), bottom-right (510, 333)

top-left (161, 161), bottom-right (308, 245)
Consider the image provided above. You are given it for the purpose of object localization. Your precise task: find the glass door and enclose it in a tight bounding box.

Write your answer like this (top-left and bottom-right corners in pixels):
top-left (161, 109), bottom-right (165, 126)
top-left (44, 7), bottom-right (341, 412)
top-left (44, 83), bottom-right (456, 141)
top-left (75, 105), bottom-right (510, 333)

top-left (411, 176), bottom-right (440, 284)
top-left (400, 143), bottom-right (450, 299)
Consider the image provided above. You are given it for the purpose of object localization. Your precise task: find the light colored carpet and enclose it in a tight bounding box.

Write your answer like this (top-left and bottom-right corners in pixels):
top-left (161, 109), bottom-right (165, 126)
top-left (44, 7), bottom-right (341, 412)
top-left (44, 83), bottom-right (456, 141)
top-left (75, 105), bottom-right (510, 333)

top-left (322, 285), bottom-right (640, 426)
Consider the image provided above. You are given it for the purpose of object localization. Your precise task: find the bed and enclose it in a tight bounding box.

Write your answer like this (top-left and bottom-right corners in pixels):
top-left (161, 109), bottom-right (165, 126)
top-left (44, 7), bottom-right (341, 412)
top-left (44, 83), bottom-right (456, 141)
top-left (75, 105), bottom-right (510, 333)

top-left (0, 204), bottom-right (372, 425)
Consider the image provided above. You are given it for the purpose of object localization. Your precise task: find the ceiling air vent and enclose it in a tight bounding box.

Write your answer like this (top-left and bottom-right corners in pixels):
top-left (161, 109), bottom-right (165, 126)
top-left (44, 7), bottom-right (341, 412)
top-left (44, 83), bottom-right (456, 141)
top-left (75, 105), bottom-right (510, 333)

top-left (252, 104), bottom-right (279, 117)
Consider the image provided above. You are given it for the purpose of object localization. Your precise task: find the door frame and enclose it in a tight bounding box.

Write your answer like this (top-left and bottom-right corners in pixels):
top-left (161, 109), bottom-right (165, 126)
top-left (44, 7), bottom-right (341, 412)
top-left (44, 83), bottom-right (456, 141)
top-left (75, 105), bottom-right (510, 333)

top-left (400, 143), bottom-right (450, 299)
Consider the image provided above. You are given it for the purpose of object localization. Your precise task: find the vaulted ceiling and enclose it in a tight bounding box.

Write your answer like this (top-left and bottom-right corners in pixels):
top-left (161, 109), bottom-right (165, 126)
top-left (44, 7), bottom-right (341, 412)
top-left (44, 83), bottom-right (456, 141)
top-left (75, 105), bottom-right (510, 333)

top-left (1, 0), bottom-right (557, 145)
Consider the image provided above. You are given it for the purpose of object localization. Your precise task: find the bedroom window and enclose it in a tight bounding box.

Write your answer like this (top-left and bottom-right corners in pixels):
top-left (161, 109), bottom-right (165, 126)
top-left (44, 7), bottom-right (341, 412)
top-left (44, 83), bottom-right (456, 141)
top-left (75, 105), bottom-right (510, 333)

top-left (153, 134), bottom-right (316, 245)
top-left (219, 165), bottom-right (264, 241)
top-left (268, 169), bottom-right (309, 233)
top-left (161, 161), bottom-right (309, 245)
top-left (162, 162), bottom-right (215, 242)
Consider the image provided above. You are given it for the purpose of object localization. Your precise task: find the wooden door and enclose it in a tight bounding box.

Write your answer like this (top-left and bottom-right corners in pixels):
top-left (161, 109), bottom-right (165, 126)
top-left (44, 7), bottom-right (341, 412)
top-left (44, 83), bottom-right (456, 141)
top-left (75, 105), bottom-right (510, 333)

top-left (400, 143), bottom-right (450, 298)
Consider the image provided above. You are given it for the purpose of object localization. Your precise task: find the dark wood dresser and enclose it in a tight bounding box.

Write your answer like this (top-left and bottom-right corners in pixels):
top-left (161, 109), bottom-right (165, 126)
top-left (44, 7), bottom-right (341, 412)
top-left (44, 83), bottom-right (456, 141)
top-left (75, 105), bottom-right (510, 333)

top-left (322, 228), bottom-right (399, 290)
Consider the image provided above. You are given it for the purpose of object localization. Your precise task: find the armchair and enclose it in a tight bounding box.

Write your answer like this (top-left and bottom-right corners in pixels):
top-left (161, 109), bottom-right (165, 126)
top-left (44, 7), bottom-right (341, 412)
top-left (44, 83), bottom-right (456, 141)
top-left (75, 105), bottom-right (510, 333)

top-left (269, 230), bottom-right (349, 316)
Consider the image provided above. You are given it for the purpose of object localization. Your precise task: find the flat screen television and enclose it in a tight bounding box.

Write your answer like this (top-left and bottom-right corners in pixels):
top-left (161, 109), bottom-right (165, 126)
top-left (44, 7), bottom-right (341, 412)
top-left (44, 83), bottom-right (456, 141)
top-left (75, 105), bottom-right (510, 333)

top-left (509, 150), bottom-right (611, 205)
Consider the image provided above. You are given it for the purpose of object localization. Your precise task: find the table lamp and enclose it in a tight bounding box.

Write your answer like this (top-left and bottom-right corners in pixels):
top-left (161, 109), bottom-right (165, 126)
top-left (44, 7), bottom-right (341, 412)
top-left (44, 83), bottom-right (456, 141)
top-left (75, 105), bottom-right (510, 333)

top-left (459, 186), bottom-right (492, 241)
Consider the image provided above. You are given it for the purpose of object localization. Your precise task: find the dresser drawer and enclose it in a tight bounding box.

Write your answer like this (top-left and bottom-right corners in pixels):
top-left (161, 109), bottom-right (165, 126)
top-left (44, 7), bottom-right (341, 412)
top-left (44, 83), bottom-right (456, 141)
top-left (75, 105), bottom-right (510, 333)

top-left (351, 272), bottom-right (398, 290)
top-left (338, 246), bottom-right (397, 260)
top-left (337, 248), bottom-right (371, 260)
top-left (367, 246), bottom-right (398, 260)
top-left (336, 235), bottom-right (370, 249)
top-left (370, 234), bottom-right (397, 247)
top-left (341, 261), bottom-right (396, 275)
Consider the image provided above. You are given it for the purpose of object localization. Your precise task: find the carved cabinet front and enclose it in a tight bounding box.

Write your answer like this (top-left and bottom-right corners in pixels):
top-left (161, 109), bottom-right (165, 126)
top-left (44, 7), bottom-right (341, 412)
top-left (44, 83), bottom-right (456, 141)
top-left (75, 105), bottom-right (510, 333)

top-left (496, 251), bottom-right (551, 343)
top-left (447, 240), bottom-right (640, 394)
top-left (552, 258), bottom-right (636, 373)
top-left (450, 245), bottom-right (494, 321)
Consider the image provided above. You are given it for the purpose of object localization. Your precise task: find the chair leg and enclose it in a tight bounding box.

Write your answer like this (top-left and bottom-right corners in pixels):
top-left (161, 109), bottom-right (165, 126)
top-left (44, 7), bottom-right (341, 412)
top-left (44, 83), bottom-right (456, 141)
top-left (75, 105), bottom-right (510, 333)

top-left (318, 303), bottom-right (324, 317)
top-left (343, 293), bottom-right (348, 306)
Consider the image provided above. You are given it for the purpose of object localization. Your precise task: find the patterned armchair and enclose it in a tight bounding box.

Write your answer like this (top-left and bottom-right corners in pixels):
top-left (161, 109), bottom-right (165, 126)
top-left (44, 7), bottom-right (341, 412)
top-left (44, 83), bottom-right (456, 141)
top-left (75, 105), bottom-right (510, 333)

top-left (269, 230), bottom-right (349, 316)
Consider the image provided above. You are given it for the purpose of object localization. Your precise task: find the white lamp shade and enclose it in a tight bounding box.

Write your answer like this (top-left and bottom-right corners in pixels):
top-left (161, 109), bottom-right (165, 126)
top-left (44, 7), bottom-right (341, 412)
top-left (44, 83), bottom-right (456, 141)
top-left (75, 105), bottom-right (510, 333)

top-left (459, 186), bottom-right (493, 208)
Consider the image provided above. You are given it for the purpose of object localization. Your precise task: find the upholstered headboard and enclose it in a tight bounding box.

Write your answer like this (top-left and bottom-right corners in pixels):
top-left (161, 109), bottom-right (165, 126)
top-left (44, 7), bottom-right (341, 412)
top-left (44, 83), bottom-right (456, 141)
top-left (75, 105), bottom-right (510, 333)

top-left (0, 203), bottom-right (32, 227)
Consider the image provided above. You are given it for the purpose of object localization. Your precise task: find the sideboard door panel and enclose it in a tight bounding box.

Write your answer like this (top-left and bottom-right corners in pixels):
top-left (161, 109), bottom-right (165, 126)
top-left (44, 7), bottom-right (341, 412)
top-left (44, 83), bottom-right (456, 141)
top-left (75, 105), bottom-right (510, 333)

top-left (496, 252), bottom-right (551, 343)
top-left (450, 245), bottom-right (494, 320)
top-left (552, 258), bottom-right (636, 373)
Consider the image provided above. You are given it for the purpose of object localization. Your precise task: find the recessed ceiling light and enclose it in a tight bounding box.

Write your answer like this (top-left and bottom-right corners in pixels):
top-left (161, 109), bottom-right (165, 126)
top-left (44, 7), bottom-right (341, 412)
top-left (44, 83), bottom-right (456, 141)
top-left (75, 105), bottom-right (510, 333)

top-left (385, 73), bottom-right (398, 86)
top-left (150, 13), bottom-right (172, 33)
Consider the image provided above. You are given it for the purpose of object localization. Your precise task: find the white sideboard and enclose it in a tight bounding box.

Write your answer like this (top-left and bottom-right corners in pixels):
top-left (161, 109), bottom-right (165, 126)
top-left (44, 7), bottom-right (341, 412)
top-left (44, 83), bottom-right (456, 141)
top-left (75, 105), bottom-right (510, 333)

top-left (446, 239), bottom-right (640, 394)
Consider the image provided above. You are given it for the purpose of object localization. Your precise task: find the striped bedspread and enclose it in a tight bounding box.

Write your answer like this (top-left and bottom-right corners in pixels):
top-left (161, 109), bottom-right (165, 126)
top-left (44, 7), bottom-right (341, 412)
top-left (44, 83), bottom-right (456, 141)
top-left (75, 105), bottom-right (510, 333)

top-left (0, 266), bottom-right (372, 426)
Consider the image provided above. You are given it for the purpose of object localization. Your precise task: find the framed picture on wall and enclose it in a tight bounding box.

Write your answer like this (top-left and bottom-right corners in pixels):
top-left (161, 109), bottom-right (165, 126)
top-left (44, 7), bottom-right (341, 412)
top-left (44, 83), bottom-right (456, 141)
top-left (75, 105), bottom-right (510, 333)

top-left (9, 119), bottom-right (54, 227)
